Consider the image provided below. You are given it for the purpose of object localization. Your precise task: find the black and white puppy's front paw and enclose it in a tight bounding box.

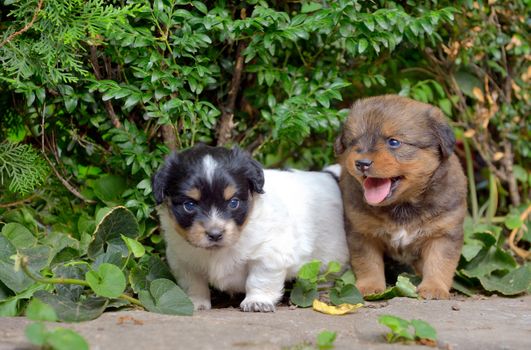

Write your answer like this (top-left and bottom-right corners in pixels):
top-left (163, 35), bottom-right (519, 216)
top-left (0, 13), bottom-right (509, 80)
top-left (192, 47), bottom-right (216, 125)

top-left (190, 296), bottom-right (212, 311)
top-left (240, 295), bottom-right (276, 312)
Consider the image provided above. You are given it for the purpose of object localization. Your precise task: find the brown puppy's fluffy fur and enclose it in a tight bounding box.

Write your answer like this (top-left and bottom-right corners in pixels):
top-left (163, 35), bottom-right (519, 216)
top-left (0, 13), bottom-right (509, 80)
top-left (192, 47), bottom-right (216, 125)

top-left (335, 95), bottom-right (467, 299)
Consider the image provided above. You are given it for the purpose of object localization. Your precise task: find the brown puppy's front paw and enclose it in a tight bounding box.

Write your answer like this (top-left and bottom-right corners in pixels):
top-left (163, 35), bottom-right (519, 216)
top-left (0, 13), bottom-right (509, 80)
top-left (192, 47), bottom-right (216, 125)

top-left (417, 281), bottom-right (450, 300)
top-left (356, 279), bottom-right (386, 296)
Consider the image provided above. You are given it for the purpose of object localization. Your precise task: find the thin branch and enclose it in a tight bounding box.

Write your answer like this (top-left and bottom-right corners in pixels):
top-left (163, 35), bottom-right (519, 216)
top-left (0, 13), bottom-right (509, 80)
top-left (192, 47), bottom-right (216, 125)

top-left (40, 108), bottom-right (96, 204)
top-left (502, 140), bottom-right (520, 206)
top-left (0, 0), bottom-right (44, 48)
top-left (89, 45), bottom-right (121, 128)
top-left (0, 194), bottom-right (38, 208)
top-left (217, 41), bottom-right (246, 146)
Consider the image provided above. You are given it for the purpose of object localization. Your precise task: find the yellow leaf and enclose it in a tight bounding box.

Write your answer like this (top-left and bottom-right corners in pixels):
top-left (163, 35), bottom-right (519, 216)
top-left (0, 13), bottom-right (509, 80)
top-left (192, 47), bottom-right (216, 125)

top-left (464, 129), bottom-right (476, 138)
top-left (493, 152), bottom-right (504, 161)
top-left (312, 299), bottom-right (363, 315)
top-left (472, 87), bottom-right (484, 103)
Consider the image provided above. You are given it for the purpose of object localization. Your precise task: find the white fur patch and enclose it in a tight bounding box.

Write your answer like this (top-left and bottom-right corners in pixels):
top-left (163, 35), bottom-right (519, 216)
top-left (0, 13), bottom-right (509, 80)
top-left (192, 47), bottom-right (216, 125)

top-left (202, 155), bottom-right (218, 184)
top-left (390, 228), bottom-right (416, 249)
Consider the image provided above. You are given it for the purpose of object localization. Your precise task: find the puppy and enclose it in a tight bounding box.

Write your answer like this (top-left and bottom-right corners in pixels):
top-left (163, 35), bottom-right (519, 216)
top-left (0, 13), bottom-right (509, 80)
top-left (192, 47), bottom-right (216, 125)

top-left (152, 145), bottom-right (349, 312)
top-left (335, 95), bottom-right (467, 299)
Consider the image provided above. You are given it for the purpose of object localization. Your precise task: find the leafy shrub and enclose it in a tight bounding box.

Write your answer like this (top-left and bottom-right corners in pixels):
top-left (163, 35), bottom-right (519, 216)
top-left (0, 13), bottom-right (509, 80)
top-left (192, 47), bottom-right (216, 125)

top-left (0, 0), bottom-right (529, 320)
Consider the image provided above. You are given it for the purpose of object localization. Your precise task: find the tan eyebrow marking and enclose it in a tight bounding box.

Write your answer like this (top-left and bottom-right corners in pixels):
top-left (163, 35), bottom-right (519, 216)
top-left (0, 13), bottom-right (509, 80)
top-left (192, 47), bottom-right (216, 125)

top-left (223, 185), bottom-right (237, 201)
top-left (185, 188), bottom-right (201, 201)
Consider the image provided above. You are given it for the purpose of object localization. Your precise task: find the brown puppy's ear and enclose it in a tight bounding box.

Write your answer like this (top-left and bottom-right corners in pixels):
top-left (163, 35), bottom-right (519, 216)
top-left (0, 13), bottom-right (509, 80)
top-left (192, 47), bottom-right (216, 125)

top-left (428, 107), bottom-right (456, 159)
top-left (334, 125), bottom-right (346, 155)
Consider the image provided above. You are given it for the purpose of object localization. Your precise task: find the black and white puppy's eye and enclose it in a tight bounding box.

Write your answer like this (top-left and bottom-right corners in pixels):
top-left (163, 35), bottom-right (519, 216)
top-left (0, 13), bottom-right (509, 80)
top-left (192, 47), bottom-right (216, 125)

top-left (183, 200), bottom-right (197, 213)
top-left (228, 197), bottom-right (240, 209)
top-left (387, 138), bottom-right (401, 149)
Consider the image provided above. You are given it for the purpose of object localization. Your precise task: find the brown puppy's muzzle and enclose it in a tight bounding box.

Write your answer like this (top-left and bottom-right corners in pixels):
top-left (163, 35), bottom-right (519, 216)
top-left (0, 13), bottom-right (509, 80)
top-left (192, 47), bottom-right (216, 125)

top-left (355, 159), bottom-right (373, 173)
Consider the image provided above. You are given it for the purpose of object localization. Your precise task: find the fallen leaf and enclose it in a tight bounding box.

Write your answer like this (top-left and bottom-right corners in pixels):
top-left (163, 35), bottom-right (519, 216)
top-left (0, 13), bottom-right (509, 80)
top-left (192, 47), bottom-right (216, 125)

top-left (312, 299), bottom-right (363, 315)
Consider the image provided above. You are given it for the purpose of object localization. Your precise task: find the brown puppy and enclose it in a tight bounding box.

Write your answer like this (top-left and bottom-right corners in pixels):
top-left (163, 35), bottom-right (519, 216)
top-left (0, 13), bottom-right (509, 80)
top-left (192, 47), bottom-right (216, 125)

top-left (335, 95), bottom-right (467, 299)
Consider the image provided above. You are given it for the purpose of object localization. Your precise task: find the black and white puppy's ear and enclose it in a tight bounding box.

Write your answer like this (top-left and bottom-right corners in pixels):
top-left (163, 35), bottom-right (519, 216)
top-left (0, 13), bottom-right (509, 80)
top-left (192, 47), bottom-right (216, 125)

top-left (152, 153), bottom-right (178, 205)
top-left (428, 107), bottom-right (456, 159)
top-left (231, 147), bottom-right (265, 194)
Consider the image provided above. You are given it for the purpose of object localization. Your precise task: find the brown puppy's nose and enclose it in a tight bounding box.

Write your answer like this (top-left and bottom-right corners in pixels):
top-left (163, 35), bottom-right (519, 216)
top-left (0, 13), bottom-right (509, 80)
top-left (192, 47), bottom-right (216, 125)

top-left (355, 159), bottom-right (373, 172)
top-left (206, 229), bottom-right (224, 242)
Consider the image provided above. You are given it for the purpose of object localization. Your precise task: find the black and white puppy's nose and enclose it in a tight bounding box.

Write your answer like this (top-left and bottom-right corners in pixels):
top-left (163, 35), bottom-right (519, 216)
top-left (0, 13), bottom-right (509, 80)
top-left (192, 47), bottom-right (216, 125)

top-left (206, 229), bottom-right (224, 242)
top-left (355, 159), bottom-right (373, 172)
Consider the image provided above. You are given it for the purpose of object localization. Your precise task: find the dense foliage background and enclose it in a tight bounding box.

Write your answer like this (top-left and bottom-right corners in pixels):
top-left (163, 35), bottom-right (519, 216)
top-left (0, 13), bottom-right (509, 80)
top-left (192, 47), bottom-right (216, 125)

top-left (0, 0), bottom-right (529, 320)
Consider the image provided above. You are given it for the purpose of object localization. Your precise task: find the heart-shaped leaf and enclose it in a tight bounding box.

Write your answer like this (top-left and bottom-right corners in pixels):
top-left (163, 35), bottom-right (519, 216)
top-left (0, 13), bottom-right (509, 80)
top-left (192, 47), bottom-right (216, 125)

top-left (85, 263), bottom-right (126, 298)
top-left (88, 206), bottom-right (140, 259)
top-left (34, 291), bottom-right (109, 322)
top-left (330, 284), bottom-right (364, 305)
top-left (26, 298), bottom-right (58, 322)
top-left (139, 278), bottom-right (193, 315)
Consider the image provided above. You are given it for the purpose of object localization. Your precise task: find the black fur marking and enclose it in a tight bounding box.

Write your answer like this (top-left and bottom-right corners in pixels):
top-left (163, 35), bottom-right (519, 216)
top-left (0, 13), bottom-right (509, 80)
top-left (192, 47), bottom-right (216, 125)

top-left (322, 170), bottom-right (339, 182)
top-left (152, 145), bottom-right (265, 228)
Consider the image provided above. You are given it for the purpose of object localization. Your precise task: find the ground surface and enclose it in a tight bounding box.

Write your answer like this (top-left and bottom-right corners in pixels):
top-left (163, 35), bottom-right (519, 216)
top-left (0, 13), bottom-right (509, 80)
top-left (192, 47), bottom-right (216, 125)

top-left (0, 295), bottom-right (529, 350)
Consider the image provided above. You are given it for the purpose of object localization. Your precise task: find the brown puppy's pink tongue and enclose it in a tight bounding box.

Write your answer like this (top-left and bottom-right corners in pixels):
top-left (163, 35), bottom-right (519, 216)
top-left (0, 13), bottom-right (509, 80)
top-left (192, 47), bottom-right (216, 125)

top-left (363, 178), bottom-right (391, 204)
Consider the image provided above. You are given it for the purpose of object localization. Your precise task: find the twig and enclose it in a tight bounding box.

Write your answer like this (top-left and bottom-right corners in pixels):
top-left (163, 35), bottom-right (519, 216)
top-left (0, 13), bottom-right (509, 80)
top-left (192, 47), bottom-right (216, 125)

top-left (89, 45), bottom-right (121, 128)
top-left (502, 140), bottom-right (520, 206)
top-left (0, 0), bottom-right (44, 48)
top-left (217, 40), bottom-right (246, 146)
top-left (40, 108), bottom-right (96, 204)
top-left (0, 193), bottom-right (38, 208)
top-left (508, 205), bottom-right (531, 260)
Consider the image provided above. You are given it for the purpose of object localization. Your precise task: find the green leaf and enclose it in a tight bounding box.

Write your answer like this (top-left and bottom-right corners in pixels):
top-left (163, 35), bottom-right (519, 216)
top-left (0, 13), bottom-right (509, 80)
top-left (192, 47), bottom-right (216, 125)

top-left (0, 237), bottom-right (34, 293)
top-left (1, 223), bottom-right (36, 249)
top-left (316, 330), bottom-right (336, 349)
top-left (0, 283), bottom-right (47, 317)
top-left (26, 298), bottom-right (58, 322)
top-left (85, 263), bottom-right (126, 298)
top-left (358, 38), bottom-right (368, 54)
top-left (462, 236), bottom-right (483, 260)
top-left (395, 275), bottom-right (418, 298)
top-left (364, 287), bottom-right (398, 301)
top-left (47, 328), bottom-right (89, 350)
top-left (139, 278), bottom-right (194, 316)
top-left (461, 246), bottom-right (517, 279)
top-left (330, 284), bottom-right (364, 305)
top-left (411, 319), bottom-right (437, 341)
top-left (289, 283), bottom-right (318, 308)
top-left (34, 291), bottom-right (109, 322)
top-left (297, 260), bottom-right (322, 282)
top-left (88, 206), bottom-right (140, 258)
top-left (121, 235), bottom-right (146, 258)
top-left (337, 269), bottom-right (356, 286)
top-left (89, 175), bottom-right (127, 203)
top-left (478, 265), bottom-right (531, 296)
top-left (512, 165), bottom-right (528, 183)
top-left (192, 1), bottom-right (208, 14)
top-left (301, 2), bottom-right (322, 13)
top-left (378, 314), bottom-right (414, 342)
top-left (325, 261), bottom-right (341, 275)
top-left (130, 255), bottom-right (174, 294)
top-left (504, 214), bottom-right (523, 230)
top-left (25, 323), bottom-right (47, 346)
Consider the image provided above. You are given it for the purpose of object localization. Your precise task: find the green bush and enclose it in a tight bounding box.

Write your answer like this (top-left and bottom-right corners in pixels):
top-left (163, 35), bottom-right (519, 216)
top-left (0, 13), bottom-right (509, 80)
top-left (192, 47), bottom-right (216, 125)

top-left (0, 0), bottom-right (529, 318)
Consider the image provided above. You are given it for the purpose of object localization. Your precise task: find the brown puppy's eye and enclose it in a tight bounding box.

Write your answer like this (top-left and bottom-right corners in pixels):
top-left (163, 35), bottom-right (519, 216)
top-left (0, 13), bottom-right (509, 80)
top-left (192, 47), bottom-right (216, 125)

top-left (387, 138), bottom-right (401, 148)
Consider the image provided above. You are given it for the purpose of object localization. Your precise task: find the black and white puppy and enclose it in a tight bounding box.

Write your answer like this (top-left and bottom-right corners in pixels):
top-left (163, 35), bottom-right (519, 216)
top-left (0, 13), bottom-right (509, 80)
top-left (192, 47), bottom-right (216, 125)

top-left (152, 144), bottom-right (349, 312)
